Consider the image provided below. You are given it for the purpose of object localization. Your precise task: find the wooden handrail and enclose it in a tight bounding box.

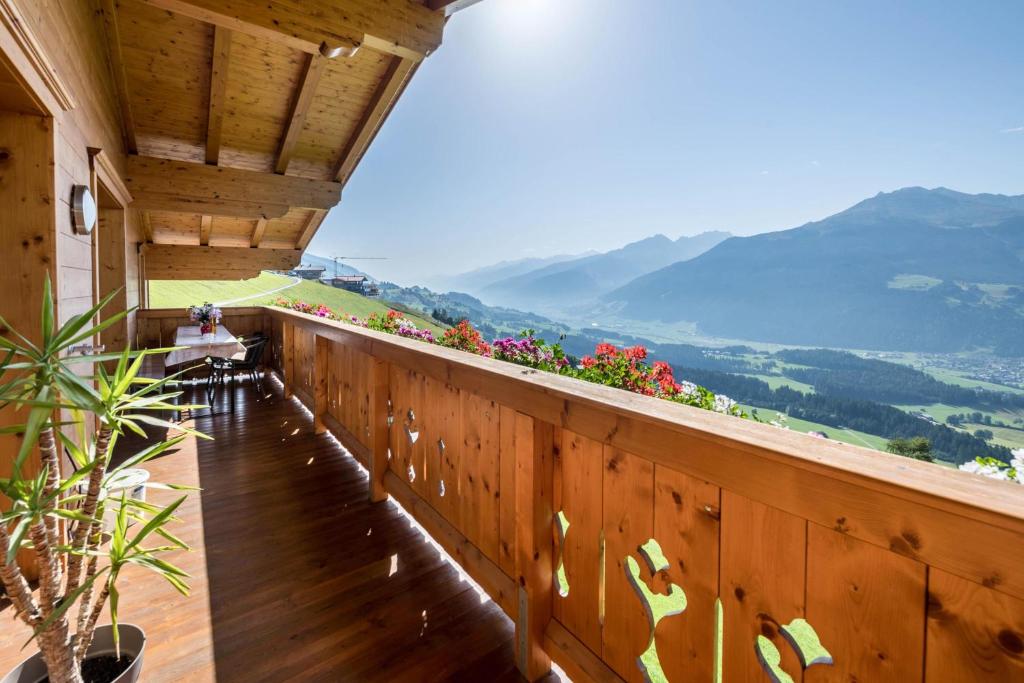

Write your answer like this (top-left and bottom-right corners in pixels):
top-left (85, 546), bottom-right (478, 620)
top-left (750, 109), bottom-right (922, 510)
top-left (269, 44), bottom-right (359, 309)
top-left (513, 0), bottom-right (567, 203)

top-left (145, 306), bottom-right (1024, 681)
top-left (262, 306), bottom-right (1024, 529)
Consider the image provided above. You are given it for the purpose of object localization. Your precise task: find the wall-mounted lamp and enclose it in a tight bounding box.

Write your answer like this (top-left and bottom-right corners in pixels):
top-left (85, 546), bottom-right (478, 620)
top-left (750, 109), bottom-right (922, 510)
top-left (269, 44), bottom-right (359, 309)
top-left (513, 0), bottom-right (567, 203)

top-left (71, 185), bottom-right (97, 235)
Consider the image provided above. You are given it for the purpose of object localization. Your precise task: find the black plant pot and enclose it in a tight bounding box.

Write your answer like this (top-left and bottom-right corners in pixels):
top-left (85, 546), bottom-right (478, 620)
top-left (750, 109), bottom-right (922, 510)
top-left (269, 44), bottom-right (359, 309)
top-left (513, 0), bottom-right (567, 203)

top-left (1, 624), bottom-right (145, 683)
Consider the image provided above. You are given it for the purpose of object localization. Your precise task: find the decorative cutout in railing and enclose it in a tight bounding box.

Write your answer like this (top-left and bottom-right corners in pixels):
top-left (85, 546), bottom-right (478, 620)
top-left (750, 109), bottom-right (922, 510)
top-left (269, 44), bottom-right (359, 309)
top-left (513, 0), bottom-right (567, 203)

top-left (437, 439), bottom-right (446, 497)
top-left (554, 511), bottom-right (570, 598)
top-left (624, 539), bottom-right (687, 683)
top-left (755, 619), bottom-right (833, 683)
top-left (405, 407), bottom-right (419, 445)
top-left (624, 539), bottom-right (832, 683)
top-left (386, 399), bottom-right (394, 428)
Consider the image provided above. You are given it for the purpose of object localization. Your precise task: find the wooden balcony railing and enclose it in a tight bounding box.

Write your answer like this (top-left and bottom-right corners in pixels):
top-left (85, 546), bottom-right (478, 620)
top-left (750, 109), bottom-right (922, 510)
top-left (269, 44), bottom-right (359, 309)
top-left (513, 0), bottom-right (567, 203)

top-left (144, 306), bottom-right (1024, 681)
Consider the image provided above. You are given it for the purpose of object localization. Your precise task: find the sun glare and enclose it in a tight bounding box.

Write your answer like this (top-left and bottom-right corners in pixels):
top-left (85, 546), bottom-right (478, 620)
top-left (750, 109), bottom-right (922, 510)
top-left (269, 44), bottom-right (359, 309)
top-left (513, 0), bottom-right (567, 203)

top-left (488, 0), bottom-right (570, 35)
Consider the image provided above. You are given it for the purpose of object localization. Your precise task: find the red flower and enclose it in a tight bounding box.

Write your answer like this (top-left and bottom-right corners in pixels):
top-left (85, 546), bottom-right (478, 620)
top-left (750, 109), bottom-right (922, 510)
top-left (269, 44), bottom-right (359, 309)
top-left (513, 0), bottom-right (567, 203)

top-left (594, 343), bottom-right (618, 358)
top-left (623, 345), bottom-right (648, 361)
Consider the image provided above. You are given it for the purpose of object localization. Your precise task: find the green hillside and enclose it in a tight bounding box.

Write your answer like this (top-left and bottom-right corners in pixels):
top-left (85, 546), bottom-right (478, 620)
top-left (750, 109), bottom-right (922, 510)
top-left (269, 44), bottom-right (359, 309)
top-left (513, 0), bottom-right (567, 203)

top-left (149, 273), bottom-right (445, 334)
top-left (740, 404), bottom-right (889, 452)
top-left (149, 272), bottom-right (296, 308)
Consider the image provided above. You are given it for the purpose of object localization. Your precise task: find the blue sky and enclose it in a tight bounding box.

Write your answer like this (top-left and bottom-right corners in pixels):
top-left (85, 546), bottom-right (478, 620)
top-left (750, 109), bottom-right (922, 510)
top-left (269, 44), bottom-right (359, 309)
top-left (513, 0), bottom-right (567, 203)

top-left (309, 0), bottom-right (1024, 285)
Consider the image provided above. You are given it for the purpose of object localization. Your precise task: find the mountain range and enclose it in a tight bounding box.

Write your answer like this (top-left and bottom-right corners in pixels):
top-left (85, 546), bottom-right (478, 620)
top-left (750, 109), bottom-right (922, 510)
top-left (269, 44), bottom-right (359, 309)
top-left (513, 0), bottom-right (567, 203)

top-left (474, 231), bottom-right (731, 314)
top-left (426, 252), bottom-right (594, 293)
top-left (444, 187), bottom-right (1024, 354)
top-left (605, 188), bottom-right (1024, 353)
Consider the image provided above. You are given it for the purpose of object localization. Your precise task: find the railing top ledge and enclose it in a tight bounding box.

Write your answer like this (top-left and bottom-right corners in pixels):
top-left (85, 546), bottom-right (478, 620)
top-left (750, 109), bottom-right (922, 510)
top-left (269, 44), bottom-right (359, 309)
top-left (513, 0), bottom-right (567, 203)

top-left (264, 305), bottom-right (1024, 531)
top-left (138, 306), bottom-right (266, 318)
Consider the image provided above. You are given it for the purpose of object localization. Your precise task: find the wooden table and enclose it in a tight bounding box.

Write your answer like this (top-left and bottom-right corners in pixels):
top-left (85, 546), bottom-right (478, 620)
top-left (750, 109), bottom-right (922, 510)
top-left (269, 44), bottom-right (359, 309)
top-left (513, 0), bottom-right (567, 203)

top-left (165, 325), bottom-right (247, 416)
top-left (164, 325), bottom-right (246, 368)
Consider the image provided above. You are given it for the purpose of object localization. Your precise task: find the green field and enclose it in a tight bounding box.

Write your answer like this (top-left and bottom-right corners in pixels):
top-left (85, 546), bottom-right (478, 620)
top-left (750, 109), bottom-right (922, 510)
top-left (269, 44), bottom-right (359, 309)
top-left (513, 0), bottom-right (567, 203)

top-left (894, 402), bottom-right (1024, 426)
top-left (742, 373), bottom-right (816, 394)
top-left (740, 404), bottom-right (889, 451)
top-left (150, 272), bottom-right (445, 334)
top-left (961, 423), bottom-right (1024, 451)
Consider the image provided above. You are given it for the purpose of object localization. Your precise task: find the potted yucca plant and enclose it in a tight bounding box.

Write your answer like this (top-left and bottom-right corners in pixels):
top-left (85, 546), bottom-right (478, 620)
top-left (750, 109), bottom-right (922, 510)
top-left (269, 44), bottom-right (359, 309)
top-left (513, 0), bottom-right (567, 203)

top-left (0, 278), bottom-right (206, 683)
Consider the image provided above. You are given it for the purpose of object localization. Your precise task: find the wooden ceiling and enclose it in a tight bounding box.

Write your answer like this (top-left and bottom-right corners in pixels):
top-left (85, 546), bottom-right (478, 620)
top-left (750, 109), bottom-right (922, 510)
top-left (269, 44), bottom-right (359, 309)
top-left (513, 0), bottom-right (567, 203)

top-left (103, 0), bottom-right (478, 278)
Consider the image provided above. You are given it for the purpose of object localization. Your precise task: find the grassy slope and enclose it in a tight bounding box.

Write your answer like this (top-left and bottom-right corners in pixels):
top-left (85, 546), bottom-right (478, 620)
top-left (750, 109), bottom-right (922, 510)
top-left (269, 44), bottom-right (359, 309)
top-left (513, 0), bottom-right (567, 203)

top-left (741, 373), bottom-right (816, 394)
top-left (740, 403), bottom-right (889, 452)
top-left (149, 274), bottom-right (445, 334)
top-left (893, 402), bottom-right (1024, 425)
top-left (961, 423), bottom-right (1024, 451)
top-left (149, 272), bottom-right (296, 308)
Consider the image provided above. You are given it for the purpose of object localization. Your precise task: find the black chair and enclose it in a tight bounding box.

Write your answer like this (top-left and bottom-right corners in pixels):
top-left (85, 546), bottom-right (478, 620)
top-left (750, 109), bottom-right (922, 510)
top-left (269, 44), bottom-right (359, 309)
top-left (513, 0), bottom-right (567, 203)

top-left (205, 334), bottom-right (268, 409)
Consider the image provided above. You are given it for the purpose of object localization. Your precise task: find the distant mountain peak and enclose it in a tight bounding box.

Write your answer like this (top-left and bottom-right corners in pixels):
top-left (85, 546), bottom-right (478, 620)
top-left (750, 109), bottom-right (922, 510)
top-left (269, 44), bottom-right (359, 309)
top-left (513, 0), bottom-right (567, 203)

top-left (604, 187), bottom-right (1024, 354)
top-left (838, 186), bottom-right (1024, 228)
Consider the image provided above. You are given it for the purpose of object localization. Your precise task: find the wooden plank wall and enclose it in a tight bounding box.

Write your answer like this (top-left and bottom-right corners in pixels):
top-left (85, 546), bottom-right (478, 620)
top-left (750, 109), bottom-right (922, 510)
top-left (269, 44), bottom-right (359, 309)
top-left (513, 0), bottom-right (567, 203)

top-left (259, 307), bottom-right (1024, 683)
top-left (2, 0), bottom-right (145, 583)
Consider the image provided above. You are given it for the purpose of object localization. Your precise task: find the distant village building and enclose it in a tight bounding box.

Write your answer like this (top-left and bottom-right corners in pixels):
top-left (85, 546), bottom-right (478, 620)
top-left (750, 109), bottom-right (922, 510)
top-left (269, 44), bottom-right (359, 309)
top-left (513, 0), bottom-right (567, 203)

top-left (289, 265), bottom-right (326, 280)
top-left (332, 275), bottom-right (369, 293)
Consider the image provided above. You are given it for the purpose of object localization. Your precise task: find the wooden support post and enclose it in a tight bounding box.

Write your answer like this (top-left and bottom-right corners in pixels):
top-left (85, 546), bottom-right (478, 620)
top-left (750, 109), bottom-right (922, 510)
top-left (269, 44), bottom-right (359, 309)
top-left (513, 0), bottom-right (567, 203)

top-left (368, 358), bottom-right (390, 503)
top-left (313, 334), bottom-right (329, 433)
top-left (281, 322), bottom-right (293, 398)
top-left (514, 413), bottom-right (554, 680)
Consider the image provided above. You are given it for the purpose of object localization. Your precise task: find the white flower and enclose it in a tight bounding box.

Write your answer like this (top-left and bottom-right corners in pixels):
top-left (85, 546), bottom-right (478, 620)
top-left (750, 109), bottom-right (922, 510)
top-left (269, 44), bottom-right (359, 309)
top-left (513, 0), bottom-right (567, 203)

top-left (959, 458), bottom-right (1022, 484)
top-left (679, 381), bottom-right (697, 397)
top-left (713, 394), bottom-right (736, 414)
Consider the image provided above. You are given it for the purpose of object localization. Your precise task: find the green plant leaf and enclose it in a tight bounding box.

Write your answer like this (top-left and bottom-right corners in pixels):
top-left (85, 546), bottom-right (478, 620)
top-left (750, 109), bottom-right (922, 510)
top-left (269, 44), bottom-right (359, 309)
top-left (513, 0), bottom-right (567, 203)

top-left (122, 414), bottom-right (212, 440)
top-left (108, 580), bottom-right (121, 659)
top-left (50, 288), bottom-right (126, 350)
top-left (126, 496), bottom-right (186, 553)
top-left (142, 482), bottom-right (200, 491)
top-left (111, 492), bottom-right (129, 560)
top-left (153, 526), bottom-right (189, 550)
top-left (5, 517), bottom-right (31, 565)
top-left (112, 351), bottom-right (150, 398)
top-left (56, 430), bottom-right (89, 470)
top-left (40, 274), bottom-right (53, 346)
top-left (106, 435), bottom-right (186, 477)
top-left (55, 457), bottom-right (103, 495)
top-left (15, 389), bottom-right (52, 471)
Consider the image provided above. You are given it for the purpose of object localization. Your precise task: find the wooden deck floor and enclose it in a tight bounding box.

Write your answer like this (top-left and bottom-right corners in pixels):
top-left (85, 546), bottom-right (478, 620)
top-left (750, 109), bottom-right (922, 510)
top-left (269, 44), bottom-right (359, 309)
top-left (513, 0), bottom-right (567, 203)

top-left (0, 380), bottom-right (538, 682)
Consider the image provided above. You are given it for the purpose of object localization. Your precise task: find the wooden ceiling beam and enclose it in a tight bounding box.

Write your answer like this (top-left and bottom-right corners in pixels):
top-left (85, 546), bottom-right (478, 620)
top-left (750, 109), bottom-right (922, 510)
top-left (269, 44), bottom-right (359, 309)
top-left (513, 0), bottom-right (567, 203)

top-left (139, 211), bottom-right (154, 243)
top-left (125, 155), bottom-right (343, 218)
top-left (206, 25), bottom-right (232, 165)
top-left (98, 0), bottom-right (137, 153)
top-left (142, 244), bottom-right (301, 280)
top-left (132, 196), bottom-right (290, 220)
top-left (333, 56), bottom-right (417, 186)
top-left (139, 0), bottom-right (444, 61)
top-left (295, 209), bottom-right (326, 250)
top-left (275, 54), bottom-right (325, 174)
top-left (199, 215), bottom-right (213, 245)
top-left (426, 0), bottom-right (484, 15)
top-left (250, 218), bottom-right (267, 247)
